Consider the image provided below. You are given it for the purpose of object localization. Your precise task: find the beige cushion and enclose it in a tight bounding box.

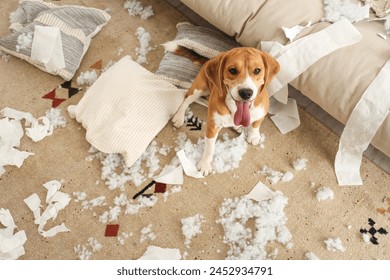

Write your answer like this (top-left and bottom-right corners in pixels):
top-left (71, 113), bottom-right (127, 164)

top-left (68, 56), bottom-right (185, 167)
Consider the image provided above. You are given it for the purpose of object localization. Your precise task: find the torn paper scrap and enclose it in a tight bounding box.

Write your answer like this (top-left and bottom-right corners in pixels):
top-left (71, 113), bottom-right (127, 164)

top-left (0, 117), bottom-right (24, 147)
top-left (269, 98), bottom-right (300, 134)
top-left (1, 107), bottom-right (35, 125)
top-left (282, 21), bottom-right (311, 42)
top-left (176, 149), bottom-right (204, 179)
top-left (31, 26), bottom-right (66, 73)
top-left (138, 246), bottom-right (181, 260)
top-left (153, 164), bottom-right (184, 185)
top-left (335, 58), bottom-right (390, 186)
top-left (24, 180), bottom-right (71, 237)
top-left (246, 181), bottom-right (275, 202)
top-left (1, 107), bottom-right (58, 142)
top-left (0, 143), bottom-right (34, 175)
top-left (40, 223), bottom-right (70, 238)
top-left (25, 116), bottom-right (53, 142)
top-left (0, 115), bottom-right (34, 176)
top-left (0, 208), bottom-right (27, 260)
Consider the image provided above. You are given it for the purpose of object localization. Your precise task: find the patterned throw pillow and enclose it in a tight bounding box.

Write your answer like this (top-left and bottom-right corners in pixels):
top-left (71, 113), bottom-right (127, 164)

top-left (0, 0), bottom-right (110, 80)
top-left (156, 22), bottom-right (240, 89)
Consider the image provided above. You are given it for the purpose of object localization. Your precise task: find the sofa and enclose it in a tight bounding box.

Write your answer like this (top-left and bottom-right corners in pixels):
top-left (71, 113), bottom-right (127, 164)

top-left (176, 0), bottom-right (390, 172)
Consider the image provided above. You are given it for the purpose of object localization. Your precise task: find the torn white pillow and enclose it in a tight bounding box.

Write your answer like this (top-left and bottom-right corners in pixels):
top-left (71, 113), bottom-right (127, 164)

top-left (68, 56), bottom-right (185, 168)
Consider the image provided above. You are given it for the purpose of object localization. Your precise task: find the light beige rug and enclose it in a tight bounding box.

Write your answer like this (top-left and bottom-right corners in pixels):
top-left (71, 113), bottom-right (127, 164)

top-left (1, 0), bottom-right (389, 260)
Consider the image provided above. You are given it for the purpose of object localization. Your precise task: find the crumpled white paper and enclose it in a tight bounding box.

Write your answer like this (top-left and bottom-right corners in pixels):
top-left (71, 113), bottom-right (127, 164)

top-left (0, 208), bottom-right (27, 260)
top-left (24, 180), bottom-right (71, 237)
top-left (176, 149), bottom-right (204, 179)
top-left (335, 58), bottom-right (390, 186)
top-left (31, 26), bottom-right (66, 73)
top-left (154, 164), bottom-right (184, 185)
top-left (137, 245), bottom-right (181, 260)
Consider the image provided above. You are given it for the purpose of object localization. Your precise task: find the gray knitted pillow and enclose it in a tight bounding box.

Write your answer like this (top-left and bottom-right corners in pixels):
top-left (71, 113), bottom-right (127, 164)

top-left (156, 22), bottom-right (240, 89)
top-left (0, 0), bottom-right (110, 81)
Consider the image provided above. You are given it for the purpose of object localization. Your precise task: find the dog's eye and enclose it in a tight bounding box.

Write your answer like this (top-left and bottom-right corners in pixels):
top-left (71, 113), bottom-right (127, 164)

top-left (229, 68), bottom-right (237, 75)
top-left (254, 68), bottom-right (261, 75)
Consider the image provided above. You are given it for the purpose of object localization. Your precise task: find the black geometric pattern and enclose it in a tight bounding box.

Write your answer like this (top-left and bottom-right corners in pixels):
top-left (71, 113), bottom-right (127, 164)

top-left (360, 218), bottom-right (388, 245)
top-left (60, 80), bottom-right (81, 99)
top-left (186, 114), bottom-right (202, 131)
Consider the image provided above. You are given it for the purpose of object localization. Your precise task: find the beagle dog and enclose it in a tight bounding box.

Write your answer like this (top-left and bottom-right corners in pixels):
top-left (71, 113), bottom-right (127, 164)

top-left (172, 47), bottom-right (280, 176)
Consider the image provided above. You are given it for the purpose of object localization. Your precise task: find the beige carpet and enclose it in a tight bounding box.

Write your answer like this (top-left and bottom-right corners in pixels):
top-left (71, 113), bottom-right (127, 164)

top-left (1, 0), bottom-right (390, 260)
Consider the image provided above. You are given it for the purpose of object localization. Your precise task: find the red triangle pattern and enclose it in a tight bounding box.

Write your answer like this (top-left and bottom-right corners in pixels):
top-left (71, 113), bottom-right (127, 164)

top-left (42, 89), bottom-right (66, 108)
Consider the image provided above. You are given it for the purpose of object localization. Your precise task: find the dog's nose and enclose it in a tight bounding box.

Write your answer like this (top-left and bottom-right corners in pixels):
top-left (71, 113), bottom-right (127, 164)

top-left (238, 88), bottom-right (253, 100)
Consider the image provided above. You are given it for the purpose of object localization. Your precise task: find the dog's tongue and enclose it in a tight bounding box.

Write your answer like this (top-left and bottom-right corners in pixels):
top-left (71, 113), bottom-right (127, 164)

top-left (234, 101), bottom-right (251, 127)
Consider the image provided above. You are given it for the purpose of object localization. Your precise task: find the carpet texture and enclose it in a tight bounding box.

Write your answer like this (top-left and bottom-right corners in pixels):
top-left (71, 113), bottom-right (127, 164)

top-left (1, 0), bottom-right (389, 260)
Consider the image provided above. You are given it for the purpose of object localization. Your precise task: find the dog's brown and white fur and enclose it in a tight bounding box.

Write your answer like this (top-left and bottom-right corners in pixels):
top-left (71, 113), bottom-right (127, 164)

top-left (172, 47), bottom-right (280, 176)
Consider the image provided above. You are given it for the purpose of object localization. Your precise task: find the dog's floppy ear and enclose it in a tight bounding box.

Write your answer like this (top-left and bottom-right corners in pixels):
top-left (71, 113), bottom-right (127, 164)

top-left (204, 52), bottom-right (227, 97)
top-left (260, 51), bottom-right (280, 89)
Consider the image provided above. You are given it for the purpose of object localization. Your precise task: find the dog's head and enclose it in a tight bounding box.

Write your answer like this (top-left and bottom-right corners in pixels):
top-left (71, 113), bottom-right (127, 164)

top-left (204, 47), bottom-right (280, 103)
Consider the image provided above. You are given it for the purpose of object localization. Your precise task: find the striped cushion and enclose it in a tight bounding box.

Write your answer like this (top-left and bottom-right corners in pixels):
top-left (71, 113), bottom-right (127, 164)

top-left (156, 22), bottom-right (240, 89)
top-left (68, 56), bottom-right (186, 167)
top-left (0, 0), bottom-right (110, 80)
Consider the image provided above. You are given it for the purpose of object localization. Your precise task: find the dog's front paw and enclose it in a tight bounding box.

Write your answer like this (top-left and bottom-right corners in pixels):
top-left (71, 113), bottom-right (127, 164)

top-left (197, 159), bottom-right (213, 176)
top-left (172, 111), bottom-right (185, 128)
top-left (247, 129), bottom-right (261, 145)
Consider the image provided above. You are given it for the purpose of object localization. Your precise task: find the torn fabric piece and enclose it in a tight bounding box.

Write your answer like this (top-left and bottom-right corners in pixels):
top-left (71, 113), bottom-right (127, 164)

top-left (335, 59), bottom-right (390, 186)
top-left (24, 180), bottom-right (71, 237)
top-left (0, 208), bottom-right (27, 260)
top-left (137, 246), bottom-right (181, 260)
